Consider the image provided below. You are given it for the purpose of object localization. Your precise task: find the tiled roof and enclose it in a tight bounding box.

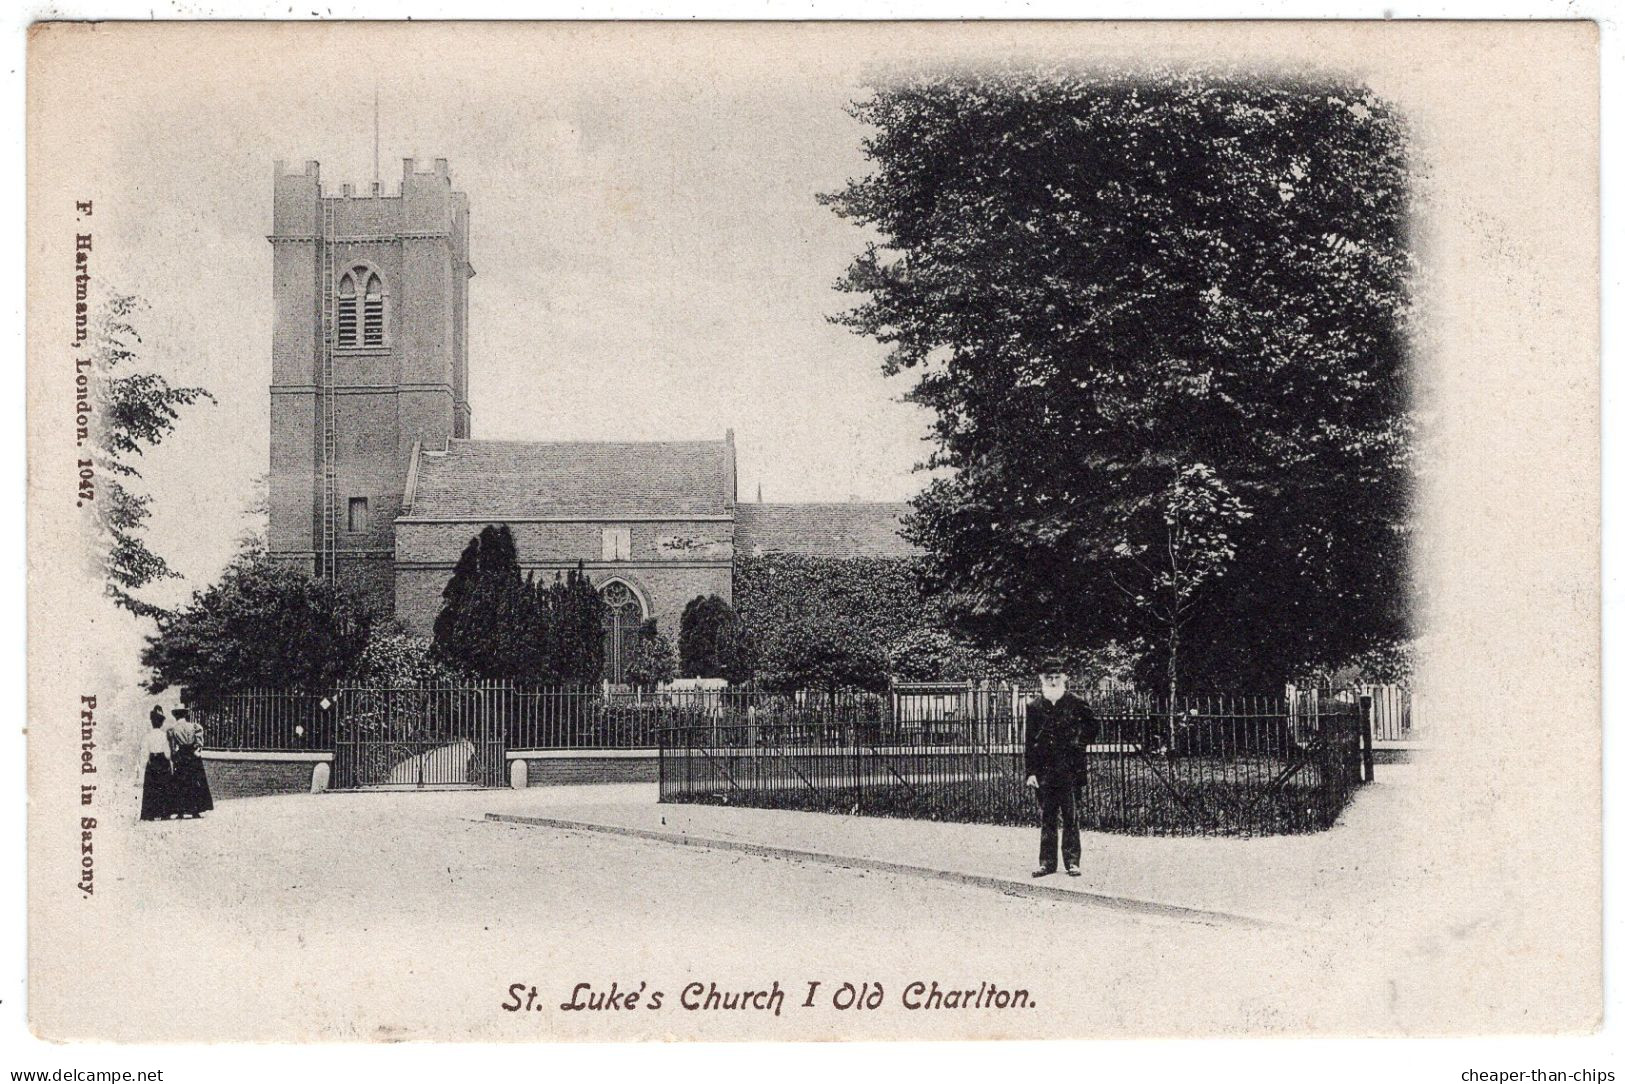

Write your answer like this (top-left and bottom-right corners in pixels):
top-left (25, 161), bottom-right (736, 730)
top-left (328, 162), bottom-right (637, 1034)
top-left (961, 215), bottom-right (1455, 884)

top-left (406, 438), bottom-right (731, 519)
top-left (733, 502), bottom-right (920, 559)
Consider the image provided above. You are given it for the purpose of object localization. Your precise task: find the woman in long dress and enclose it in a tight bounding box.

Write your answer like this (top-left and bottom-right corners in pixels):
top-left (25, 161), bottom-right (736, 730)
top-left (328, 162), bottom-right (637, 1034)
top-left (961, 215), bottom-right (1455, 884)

top-left (139, 706), bottom-right (174, 821)
top-left (166, 707), bottom-right (214, 818)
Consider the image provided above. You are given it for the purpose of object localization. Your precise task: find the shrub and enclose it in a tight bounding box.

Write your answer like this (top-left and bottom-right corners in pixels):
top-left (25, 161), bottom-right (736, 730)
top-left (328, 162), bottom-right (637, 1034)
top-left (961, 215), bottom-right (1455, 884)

top-left (141, 552), bottom-right (372, 701)
top-left (679, 594), bottom-right (748, 680)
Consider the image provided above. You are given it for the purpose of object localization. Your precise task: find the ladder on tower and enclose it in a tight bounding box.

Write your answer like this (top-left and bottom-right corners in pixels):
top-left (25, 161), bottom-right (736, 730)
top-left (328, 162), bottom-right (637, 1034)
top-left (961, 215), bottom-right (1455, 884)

top-left (318, 197), bottom-right (338, 581)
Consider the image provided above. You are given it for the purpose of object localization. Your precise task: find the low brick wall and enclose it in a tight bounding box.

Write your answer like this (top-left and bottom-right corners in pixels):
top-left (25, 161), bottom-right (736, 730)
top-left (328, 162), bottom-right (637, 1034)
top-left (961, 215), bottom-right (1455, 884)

top-left (202, 751), bottom-right (330, 799)
top-left (509, 751), bottom-right (660, 786)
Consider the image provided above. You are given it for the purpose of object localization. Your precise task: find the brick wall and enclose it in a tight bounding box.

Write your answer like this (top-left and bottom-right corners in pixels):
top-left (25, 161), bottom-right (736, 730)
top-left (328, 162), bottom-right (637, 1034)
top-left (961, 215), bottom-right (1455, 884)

top-left (201, 754), bottom-right (326, 799)
top-left (514, 755), bottom-right (659, 786)
top-left (397, 520), bottom-right (733, 564)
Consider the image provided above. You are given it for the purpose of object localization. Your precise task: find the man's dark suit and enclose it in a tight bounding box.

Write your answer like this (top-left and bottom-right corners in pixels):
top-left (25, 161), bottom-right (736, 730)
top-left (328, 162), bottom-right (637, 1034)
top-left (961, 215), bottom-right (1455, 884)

top-left (1024, 692), bottom-right (1100, 872)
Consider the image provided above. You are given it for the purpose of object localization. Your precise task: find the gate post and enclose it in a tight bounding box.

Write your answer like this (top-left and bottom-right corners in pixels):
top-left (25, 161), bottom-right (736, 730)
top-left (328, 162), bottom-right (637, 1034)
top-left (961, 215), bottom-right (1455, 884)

top-left (1359, 694), bottom-right (1375, 782)
top-left (328, 688), bottom-right (343, 790)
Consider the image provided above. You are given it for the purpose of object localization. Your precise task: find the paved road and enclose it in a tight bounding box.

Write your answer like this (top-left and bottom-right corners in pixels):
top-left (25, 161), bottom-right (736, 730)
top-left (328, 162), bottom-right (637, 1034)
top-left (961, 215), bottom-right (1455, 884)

top-left (51, 787), bottom-right (1396, 1041)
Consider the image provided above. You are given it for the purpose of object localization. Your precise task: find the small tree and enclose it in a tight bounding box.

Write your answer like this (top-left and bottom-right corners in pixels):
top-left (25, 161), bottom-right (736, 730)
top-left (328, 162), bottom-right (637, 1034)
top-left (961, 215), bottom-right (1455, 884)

top-left (1108, 463), bottom-right (1253, 703)
top-left (547, 565), bottom-right (607, 686)
top-left (353, 625), bottom-right (466, 686)
top-left (140, 552), bottom-right (372, 701)
top-left (512, 572), bottom-right (555, 683)
top-left (430, 525), bottom-right (541, 681)
top-left (431, 535), bottom-right (482, 669)
top-left (85, 291), bottom-right (214, 618)
top-left (624, 618), bottom-right (677, 691)
top-left (679, 594), bottom-right (745, 680)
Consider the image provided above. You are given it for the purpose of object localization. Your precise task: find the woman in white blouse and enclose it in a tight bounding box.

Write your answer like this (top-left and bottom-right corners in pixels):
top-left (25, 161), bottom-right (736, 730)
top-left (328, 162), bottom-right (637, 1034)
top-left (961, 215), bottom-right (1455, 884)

top-left (139, 705), bottom-right (174, 821)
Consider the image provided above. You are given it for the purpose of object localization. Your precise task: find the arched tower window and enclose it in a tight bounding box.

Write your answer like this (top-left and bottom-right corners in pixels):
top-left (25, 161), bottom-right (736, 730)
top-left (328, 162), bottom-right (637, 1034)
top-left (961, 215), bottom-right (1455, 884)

top-left (599, 580), bottom-right (647, 687)
top-left (363, 273), bottom-right (385, 346)
top-left (336, 273), bottom-right (358, 347)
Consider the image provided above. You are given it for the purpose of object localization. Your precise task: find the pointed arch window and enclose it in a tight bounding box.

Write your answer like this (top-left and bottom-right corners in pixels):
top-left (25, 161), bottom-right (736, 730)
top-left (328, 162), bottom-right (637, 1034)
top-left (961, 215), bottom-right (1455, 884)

top-left (336, 273), bottom-right (358, 347)
top-left (600, 580), bottom-right (646, 687)
top-left (363, 273), bottom-right (385, 345)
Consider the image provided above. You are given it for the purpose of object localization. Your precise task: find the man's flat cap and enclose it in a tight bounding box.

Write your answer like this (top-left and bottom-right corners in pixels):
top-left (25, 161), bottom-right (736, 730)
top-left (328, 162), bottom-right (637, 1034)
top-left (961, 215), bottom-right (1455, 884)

top-left (1039, 657), bottom-right (1067, 674)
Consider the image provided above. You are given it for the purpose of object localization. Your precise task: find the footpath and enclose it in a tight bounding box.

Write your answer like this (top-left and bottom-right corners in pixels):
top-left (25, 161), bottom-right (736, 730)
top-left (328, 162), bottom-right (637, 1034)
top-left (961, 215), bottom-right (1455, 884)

top-left (486, 764), bottom-right (1431, 930)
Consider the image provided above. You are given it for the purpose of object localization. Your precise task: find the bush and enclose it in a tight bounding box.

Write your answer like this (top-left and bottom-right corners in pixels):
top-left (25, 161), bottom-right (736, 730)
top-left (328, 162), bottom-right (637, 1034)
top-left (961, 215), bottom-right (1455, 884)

top-left (141, 552), bottom-right (372, 701)
top-left (625, 618), bottom-right (677, 690)
top-left (734, 553), bottom-right (1128, 683)
top-left (431, 527), bottom-right (606, 684)
top-left (669, 771), bottom-right (1342, 836)
top-left (353, 626), bottom-right (467, 686)
top-left (679, 595), bottom-right (748, 680)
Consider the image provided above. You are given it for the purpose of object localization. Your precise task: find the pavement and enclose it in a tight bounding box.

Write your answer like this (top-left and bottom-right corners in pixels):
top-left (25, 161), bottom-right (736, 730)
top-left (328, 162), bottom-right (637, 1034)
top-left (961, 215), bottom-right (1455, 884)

top-left (486, 763), bottom-right (1433, 930)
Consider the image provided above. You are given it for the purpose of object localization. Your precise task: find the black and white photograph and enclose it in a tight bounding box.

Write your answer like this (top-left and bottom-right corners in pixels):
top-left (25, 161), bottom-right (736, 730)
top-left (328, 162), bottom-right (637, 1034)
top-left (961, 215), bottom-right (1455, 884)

top-left (20, 17), bottom-right (1600, 1054)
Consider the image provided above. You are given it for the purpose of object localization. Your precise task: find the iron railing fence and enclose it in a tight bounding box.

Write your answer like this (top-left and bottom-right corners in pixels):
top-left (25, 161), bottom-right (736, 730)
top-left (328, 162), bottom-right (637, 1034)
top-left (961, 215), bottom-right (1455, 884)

top-left (198, 685), bottom-right (957, 752)
top-left (192, 688), bottom-right (328, 751)
top-left (502, 686), bottom-right (895, 750)
top-left (196, 681), bottom-right (1384, 783)
top-left (1286, 682), bottom-right (1414, 741)
top-left (658, 692), bottom-right (1371, 837)
top-left (330, 683), bottom-right (507, 789)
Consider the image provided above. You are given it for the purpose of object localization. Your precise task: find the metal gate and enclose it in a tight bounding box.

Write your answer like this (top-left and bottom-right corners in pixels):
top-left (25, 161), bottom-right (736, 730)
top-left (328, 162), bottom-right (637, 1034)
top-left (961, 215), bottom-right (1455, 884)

top-left (330, 683), bottom-right (507, 790)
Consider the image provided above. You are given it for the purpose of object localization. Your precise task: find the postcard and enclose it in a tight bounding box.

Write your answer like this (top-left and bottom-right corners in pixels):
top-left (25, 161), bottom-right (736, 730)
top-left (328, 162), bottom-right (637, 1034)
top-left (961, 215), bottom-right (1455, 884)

top-left (25, 20), bottom-right (1599, 1041)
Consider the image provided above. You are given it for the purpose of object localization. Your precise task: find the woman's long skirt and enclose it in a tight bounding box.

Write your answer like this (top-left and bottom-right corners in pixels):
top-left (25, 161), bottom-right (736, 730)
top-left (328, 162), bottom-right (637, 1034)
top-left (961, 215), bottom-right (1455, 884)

top-left (140, 754), bottom-right (174, 821)
top-left (171, 746), bottom-right (214, 816)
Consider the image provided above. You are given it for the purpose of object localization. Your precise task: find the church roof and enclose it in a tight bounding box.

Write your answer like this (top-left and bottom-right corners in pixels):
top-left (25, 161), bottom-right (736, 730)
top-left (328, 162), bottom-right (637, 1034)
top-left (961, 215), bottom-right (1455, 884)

top-left (733, 502), bottom-right (921, 559)
top-left (404, 438), bottom-right (732, 519)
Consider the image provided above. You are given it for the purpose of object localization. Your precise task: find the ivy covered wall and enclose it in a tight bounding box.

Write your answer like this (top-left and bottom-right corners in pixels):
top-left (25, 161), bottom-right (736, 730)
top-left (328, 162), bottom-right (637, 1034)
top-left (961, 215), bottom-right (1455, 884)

top-left (731, 554), bottom-right (1020, 685)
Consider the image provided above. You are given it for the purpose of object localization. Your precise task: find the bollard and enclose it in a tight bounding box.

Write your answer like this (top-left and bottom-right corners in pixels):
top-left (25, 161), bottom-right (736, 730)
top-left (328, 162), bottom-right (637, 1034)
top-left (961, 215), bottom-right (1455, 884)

top-left (510, 758), bottom-right (528, 790)
top-left (310, 760), bottom-right (330, 794)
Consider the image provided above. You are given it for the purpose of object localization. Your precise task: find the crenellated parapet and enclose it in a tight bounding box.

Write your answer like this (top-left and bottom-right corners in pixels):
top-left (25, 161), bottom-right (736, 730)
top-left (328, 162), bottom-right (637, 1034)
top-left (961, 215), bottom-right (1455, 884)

top-left (269, 157), bottom-right (470, 244)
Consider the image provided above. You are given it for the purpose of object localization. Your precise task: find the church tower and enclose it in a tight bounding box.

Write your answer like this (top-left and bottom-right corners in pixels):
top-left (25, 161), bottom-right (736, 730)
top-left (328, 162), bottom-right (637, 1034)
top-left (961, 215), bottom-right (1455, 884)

top-left (267, 157), bottom-right (473, 615)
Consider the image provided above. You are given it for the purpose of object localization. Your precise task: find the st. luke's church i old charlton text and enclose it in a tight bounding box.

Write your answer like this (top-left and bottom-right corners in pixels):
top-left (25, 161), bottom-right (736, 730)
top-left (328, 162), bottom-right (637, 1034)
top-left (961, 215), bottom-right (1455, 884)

top-left (266, 158), bottom-right (916, 683)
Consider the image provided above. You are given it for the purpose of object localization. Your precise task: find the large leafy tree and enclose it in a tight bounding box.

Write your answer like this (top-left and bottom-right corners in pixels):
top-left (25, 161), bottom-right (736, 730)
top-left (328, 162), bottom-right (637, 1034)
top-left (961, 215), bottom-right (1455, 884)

top-left (823, 68), bottom-right (1415, 693)
top-left (139, 552), bottom-right (372, 701)
top-left (85, 292), bottom-right (214, 618)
